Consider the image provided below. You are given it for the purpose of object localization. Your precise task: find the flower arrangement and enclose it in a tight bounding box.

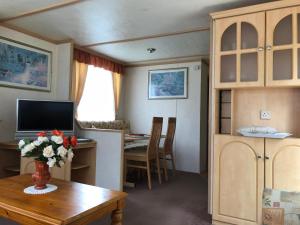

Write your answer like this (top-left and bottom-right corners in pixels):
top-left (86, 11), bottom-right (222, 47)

top-left (18, 130), bottom-right (77, 168)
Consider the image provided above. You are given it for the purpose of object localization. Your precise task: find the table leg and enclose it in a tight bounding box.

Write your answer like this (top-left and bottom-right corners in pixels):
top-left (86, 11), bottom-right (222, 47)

top-left (111, 209), bottom-right (123, 225)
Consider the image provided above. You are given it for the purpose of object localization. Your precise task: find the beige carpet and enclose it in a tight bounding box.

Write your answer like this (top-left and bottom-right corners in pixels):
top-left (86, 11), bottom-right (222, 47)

top-left (93, 171), bottom-right (211, 225)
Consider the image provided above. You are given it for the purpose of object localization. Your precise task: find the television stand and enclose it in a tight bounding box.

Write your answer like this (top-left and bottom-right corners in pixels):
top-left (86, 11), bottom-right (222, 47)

top-left (0, 141), bottom-right (97, 185)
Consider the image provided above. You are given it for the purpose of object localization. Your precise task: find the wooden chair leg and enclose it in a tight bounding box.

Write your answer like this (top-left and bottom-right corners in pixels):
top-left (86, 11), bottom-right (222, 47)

top-left (171, 153), bottom-right (176, 176)
top-left (162, 153), bottom-right (168, 181)
top-left (146, 161), bottom-right (152, 190)
top-left (156, 155), bottom-right (162, 184)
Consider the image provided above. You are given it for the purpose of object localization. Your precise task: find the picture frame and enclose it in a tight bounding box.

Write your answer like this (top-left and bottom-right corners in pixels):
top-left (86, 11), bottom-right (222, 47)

top-left (0, 37), bottom-right (52, 92)
top-left (148, 67), bottom-right (188, 99)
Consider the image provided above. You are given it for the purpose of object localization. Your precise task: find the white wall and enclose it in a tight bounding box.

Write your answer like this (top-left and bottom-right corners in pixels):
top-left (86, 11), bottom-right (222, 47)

top-left (121, 62), bottom-right (204, 173)
top-left (0, 26), bottom-right (73, 141)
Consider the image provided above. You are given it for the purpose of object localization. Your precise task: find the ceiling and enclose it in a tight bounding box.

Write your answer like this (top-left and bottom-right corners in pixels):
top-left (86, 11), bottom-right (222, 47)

top-left (0, 0), bottom-right (274, 65)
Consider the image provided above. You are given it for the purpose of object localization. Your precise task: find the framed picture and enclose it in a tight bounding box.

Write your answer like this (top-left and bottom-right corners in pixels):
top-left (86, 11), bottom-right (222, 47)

top-left (0, 37), bottom-right (51, 91)
top-left (148, 67), bottom-right (188, 99)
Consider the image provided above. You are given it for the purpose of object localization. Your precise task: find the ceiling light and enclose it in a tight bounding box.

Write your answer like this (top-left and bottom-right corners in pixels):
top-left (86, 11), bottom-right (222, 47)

top-left (147, 48), bottom-right (156, 53)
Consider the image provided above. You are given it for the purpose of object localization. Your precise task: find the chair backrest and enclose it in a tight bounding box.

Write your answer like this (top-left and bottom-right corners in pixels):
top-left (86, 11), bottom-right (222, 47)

top-left (147, 117), bottom-right (163, 159)
top-left (163, 117), bottom-right (176, 154)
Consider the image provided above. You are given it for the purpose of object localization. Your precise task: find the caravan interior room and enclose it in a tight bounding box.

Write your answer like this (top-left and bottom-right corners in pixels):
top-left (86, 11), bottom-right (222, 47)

top-left (0, 1), bottom-right (300, 225)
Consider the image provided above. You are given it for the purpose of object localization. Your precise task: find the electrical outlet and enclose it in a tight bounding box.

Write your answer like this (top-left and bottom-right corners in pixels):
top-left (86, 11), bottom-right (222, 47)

top-left (260, 111), bottom-right (271, 120)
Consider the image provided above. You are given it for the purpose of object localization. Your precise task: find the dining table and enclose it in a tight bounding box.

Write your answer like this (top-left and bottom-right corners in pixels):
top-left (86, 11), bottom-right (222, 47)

top-left (124, 133), bottom-right (166, 149)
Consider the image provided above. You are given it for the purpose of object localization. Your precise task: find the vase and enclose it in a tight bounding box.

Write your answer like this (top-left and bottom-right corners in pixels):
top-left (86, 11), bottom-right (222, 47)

top-left (32, 160), bottom-right (51, 190)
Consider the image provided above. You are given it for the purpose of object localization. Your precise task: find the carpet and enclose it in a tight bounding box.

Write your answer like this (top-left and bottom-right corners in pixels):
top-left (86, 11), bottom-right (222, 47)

top-left (0, 171), bottom-right (211, 225)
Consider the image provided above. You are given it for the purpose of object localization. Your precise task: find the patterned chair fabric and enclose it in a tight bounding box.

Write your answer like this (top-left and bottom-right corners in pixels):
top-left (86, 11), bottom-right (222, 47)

top-left (263, 188), bottom-right (300, 225)
top-left (78, 120), bottom-right (130, 132)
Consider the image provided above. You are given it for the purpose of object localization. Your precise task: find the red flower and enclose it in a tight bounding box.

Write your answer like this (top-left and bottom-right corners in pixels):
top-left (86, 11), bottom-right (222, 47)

top-left (37, 131), bottom-right (46, 137)
top-left (63, 136), bottom-right (70, 148)
top-left (70, 136), bottom-right (77, 147)
top-left (52, 130), bottom-right (64, 136)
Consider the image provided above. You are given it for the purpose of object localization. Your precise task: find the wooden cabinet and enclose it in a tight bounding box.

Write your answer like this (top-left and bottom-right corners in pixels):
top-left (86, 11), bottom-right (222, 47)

top-left (215, 12), bottom-right (265, 88)
top-left (214, 4), bottom-right (300, 89)
top-left (265, 138), bottom-right (300, 192)
top-left (213, 135), bottom-right (264, 225)
top-left (0, 141), bottom-right (96, 185)
top-left (266, 6), bottom-right (300, 87)
top-left (21, 157), bottom-right (71, 181)
top-left (210, 1), bottom-right (300, 223)
top-left (213, 135), bottom-right (300, 225)
top-left (20, 141), bottom-right (97, 185)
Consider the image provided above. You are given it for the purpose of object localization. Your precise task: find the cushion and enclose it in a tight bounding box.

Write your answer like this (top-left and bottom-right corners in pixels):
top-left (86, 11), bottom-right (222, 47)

top-left (263, 188), bottom-right (300, 225)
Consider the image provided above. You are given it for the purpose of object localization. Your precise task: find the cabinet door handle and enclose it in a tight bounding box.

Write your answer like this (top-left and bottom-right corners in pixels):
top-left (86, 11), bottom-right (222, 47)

top-left (266, 45), bottom-right (272, 51)
top-left (257, 155), bottom-right (262, 159)
top-left (265, 156), bottom-right (270, 160)
top-left (257, 47), bottom-right (264, 51)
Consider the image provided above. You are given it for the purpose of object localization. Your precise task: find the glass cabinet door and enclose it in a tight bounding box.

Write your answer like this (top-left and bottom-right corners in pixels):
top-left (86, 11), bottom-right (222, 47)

top-left (266, 6), bottom-right (300, 86)
top-left (215, 12), bottom-right (265, 88)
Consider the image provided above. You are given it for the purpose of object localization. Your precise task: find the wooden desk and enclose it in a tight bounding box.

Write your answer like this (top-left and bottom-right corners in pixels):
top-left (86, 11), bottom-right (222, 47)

top-left (0, 175), bottom-right (127, 225)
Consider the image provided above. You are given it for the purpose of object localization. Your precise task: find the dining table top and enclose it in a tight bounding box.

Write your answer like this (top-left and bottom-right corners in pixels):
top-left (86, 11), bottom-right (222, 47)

top-left (125, 133), bottom-right (166, 141)
top-left (124, 133), bottom-right (166, 149)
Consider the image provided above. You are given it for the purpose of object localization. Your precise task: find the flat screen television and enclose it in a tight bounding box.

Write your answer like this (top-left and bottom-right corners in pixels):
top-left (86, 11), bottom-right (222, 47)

top-left (16, 99), bottom-right (74, 139)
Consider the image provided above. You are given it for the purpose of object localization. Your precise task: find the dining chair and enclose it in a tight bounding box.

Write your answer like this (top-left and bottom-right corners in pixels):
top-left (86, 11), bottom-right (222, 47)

top-left (159, 117), bottom-right (176, 181)
top-left (124, 117), bottom-right (163, 190)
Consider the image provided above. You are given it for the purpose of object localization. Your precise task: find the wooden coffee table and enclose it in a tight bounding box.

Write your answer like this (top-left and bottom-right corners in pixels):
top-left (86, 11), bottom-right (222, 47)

top-left (0, 175), bottom-right (127, 225)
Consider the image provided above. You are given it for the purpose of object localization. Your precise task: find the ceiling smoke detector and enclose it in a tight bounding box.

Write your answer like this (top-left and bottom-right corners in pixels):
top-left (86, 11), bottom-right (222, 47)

top-left (147, 48), bottom-right (156, 53)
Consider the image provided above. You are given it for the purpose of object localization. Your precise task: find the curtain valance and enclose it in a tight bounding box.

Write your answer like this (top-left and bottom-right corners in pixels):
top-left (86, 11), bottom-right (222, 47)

top-left (74, 48), bottom-right (123, 74)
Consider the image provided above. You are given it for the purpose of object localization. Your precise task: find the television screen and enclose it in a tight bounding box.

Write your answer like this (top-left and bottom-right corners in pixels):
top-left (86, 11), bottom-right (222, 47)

top-left (17, 99), bottom-right (74, 132)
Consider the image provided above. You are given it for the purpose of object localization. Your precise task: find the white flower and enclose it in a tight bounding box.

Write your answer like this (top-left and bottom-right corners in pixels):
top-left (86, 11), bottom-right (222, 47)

top-left (21, 143), bottom-right (35, 156)
top-left (18, 140), bottom-right (25, 149)
top-left (67, 149), bottom-right (74, 162)
top-left (57, 146), bottom-right (67, 158)
top-left (38, 136), bottom-right (49, 143)
top-left (43, 145), bottom-right (54, 158)
top-left (47, 157), bottom-right (56, 167)
top-left (51, 135), bottom-right (63, 144)
top-left (59, 160), bottom-right (65, 167)
top-left (33, 139), bottom-right (43, 146)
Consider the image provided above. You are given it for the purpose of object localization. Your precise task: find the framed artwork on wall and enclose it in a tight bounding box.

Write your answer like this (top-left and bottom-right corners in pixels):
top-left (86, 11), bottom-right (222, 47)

top-left (0, 37), bottom-right (52, 91)
top-left (148, 67), bottom-right (188, 99)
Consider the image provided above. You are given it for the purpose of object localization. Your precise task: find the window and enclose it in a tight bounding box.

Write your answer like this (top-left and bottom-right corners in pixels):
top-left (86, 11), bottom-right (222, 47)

top-left (77, 65), bottom-right (115, 121)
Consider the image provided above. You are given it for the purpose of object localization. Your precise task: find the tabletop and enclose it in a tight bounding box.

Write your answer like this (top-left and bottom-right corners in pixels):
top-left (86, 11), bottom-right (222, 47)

top-left (124, 133), bottom-right (166, 150)
top-left (0, 175), bottom-right (127, 225)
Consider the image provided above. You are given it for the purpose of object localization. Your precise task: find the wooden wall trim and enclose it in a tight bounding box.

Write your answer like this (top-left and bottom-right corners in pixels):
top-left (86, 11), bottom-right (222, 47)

top-left (0, 0), bottom-right (85, 23)
top-left (124, 54), bottom-right (208, 68)
top-left (82, 27), bottom-right (210, 48)
top-left (0, 23), bottom-right (59, 44)
top-left (208, 18), bottom-right (216, 215)
top-left (211, 0), bottom-right (300, 19)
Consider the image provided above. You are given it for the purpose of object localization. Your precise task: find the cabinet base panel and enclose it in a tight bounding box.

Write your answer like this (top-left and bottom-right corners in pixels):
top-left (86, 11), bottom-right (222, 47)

top-left (213, 220), bottom-right (233, 225)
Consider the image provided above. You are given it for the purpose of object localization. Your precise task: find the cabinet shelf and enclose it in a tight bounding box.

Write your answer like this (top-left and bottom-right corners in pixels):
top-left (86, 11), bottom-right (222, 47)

top-left (4, 165), bottom-right (20, 173)
top-left (71, 163), bottom-right (89, 170)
